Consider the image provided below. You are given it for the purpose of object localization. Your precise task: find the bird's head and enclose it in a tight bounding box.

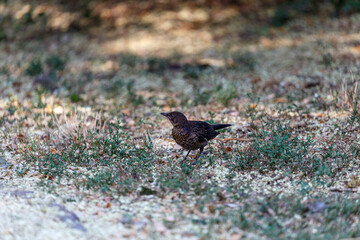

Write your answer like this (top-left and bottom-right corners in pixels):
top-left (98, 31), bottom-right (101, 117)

top-left (161, 111), bottom-right (188, 127)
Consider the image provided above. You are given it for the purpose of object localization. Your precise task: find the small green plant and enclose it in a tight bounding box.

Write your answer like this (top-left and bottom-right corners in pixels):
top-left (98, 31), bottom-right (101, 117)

top-left (34, 86), bottom-right (46, 108)
top-left (0, 66), bottom-right (9, 75)
top-left (322, 53), bottom-right (333, 68)
top-left (349, 89), bottom-right (359, 123)
top-left (271, 6), bottom-right (291, 26)
top-left (25, 55), bottom-right (65, 79)
top-left (21, 121), bottom-right (155, 195)
top-left (183, 64), bottom-right (200, 79)
top-left (25, 58), bottom-right (43, 76)
top-left (69, 93), bottom-right (82, 103)
top-left (125, 81), bottom-right (144, 106)
top-left (103, 77), bottom-right (125, 98)
top-left (85, 169), bottom-right (118, 193)
top-left (120, 53), bottom-right (142, 67)
top-left (192, 88), bottom-right (212, 106)
top-left (7, 96), bottom-right (18, 115)
top-left (213, 81), bottom-right (237, 105)
top-left (229, 51), bottom-right (256, 71)
top-left (156, 171), bottom-right (190, 192)
top-left (147, 57), bottom-right (169, 73)
top-left (46, 54), bottom-right (65, 74)
top-left (230, 114), bottom-right (351, 177)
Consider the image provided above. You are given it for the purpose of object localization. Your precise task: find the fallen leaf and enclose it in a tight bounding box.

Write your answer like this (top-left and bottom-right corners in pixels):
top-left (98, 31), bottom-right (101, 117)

top-left (2, 171), bottom-right (11, 177)
top-left (249, 104), bottom-right (257, 109)
top-left (351, 44), bottom-right (360, 53)
top-left (157, 159), bottom-right (166, 164)
top-left (172, 152), bottom-right (180, 158)
top-left (16, 134), bottom-right (25, 142)
top-left (207, 204), bottom-right (216, 214)
top-left (121, 108), bottom-right (130, 115)
top-left (251, 76), bottom-right (261, 84)
top-left (274, 97), bottom-right (287, 103)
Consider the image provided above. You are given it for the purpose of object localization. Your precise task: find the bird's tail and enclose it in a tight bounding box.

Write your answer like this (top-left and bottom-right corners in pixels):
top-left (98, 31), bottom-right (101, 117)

top-left (212, 124), bottom-right (231, 130)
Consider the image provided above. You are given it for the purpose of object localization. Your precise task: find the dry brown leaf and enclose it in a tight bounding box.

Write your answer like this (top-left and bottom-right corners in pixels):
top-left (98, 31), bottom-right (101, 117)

top-left (207, 204), bottom-right (216, 214)
top-left (2, 171), bottom-right (11, 177)
top-left (274, 97), bottom-right (287, 103)
top-left (16, 134), bottom-right (25, 142)
top-left (251, 76), bottom-right (261, 84)
top-left (121, 109), bottom-right (130, 115)
top-left (351, 45), bottom-right (360, 53)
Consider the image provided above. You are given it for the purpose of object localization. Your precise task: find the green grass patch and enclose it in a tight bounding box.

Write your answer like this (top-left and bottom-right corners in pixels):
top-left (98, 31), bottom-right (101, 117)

top-left (230, 114), bottom-right (352, 177)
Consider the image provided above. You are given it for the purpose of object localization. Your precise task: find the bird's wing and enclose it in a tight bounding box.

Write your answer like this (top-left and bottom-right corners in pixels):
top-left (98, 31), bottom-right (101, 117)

top-left (196, 131), bottom-right (208, 142)
top-left (189, 121), bottom-right (214, 142)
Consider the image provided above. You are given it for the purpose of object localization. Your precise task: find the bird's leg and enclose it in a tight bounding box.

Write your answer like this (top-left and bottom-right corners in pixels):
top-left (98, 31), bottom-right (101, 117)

top-left (198, 147), bottom-right (204, 157)
top-left (194, 147), bottom-right (204, 165)
top-left (182, 150), bottom-right (191, 163)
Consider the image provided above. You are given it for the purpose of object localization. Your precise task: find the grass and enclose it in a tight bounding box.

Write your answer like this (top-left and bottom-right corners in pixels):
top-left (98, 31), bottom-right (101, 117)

top-left (2, 2), bottom-right (360, 238)
top-left (230, 114), bottom-right (352, 178)
top-left (20, 121), bottom-right (155, 194)
top-left (212, 194), bottom-right (360, 239)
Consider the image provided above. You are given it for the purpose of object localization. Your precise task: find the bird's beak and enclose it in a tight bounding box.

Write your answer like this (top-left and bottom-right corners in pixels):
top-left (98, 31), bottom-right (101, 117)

top-left (160, 112), bottom-right (169, 118)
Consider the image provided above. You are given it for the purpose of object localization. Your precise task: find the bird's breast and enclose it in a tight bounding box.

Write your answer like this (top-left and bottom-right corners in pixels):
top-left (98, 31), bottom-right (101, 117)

top-left (172, 127), bottom-right (204, 150)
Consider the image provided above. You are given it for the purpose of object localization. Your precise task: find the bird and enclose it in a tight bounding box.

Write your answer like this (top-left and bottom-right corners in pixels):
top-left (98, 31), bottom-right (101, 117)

top-left (161, 111), bottom-right (231, 162)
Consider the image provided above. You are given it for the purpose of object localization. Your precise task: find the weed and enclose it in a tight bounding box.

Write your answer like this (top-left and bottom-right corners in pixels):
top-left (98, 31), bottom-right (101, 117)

top-left (119, 53), bottom-right (142, 67)
top-left (271, 6), bottom-right (291, 26)
top-left (34, 86), bottom-right (46, 108)
top-left (213, 80), bottom-right (237, 106)
top-left (21, 120), bottom-right (155, 195)
top-left (147, 57), bottom-right (169, 74)
top-left (230, 114), bottom-right (351, 177)
top-left (46, 54), bottom-right (65, 74)
top-left (331, 78), bottom-right (359, 114)
top-left (192, 88), bottom-right (212, 106)
top-left (25, 58), bottom-right (43, 76)
top-left (125, 81), bottom-right (144, 106)
top-left (7, 96), bottom-right (18, 116)
top-left (0, 66), bottom-right (9, 75)
top-left (229, 51), bottom-right (256, 71)
top-left (26, 54), bottom-right (65, 76)
top-left (103, 77), bottom-right (124, 98)
top-left (156, 171), bottom-right (190, 192)
top-left (183, 64), bottom-right (203, 79)
top-left (84, 169), bottom-right (118, 193)
top-left (322, 53), bottom-right (333, 68)
top-left (188, 193), bottom-right (360, 239)
top-left (69, 93), bottom-right (82, 103)
top-left (349, 85), bottom-right (359, 123)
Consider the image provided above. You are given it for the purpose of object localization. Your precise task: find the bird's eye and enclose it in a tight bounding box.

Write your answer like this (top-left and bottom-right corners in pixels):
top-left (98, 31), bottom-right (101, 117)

top-left (170, 114), bottom-right (173, 118)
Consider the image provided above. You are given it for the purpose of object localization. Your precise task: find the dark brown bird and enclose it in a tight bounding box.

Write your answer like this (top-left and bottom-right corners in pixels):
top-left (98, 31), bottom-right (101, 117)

top-left (161, 112), bottom-right (231, 162)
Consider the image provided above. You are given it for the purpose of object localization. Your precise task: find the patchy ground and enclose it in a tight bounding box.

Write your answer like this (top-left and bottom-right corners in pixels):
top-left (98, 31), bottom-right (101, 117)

top-left (1, 1), bottom-right (360, 239)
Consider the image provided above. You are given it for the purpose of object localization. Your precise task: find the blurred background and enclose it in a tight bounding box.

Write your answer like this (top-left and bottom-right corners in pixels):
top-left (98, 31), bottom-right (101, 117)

top-left (1, 0), bottom-right (360, 112)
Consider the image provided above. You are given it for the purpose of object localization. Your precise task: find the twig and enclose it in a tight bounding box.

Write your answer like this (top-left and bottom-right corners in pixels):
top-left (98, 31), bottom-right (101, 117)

top-left (215, 138), bottom-right (251, 142)
top-left (330, 188), bottom-right (357, 193)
